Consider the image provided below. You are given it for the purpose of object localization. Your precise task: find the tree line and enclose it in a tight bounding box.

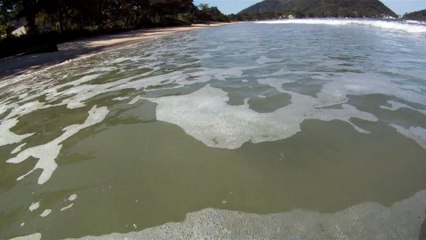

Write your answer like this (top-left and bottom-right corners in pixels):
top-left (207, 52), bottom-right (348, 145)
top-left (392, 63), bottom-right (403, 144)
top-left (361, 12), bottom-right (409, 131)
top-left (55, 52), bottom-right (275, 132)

top-left (403, 9), bottom-right (426, 21)
top-left (0, 0), bottom-right (229, 38)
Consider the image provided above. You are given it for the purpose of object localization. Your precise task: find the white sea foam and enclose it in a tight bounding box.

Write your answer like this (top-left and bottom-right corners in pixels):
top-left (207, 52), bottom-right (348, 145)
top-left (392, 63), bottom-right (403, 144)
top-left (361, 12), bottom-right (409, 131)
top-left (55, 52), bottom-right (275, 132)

top-left (60, 203), bottom-right (74, 211)
top-left (380, 100), bottom-right (426, 115)
top-left (0, 118), bottom-right (34, 147)
top-left (148, 84), bottom-right (377, 149)
top-left (113, 96), bottom-right (130, 101)
top-left (40, 209), bottom-right (51, 217)
top-left (29, 202), bottom-right (40, 211)
top-left (0, 100), bottom-right (64, 147)
top-left (10, 233), bottom-right (41, 240)
top-left (145, 71), bottom-right (426, 149)
top-left (406, 20), bottom-right (425, 24)
top-left (75, 191), bottom-right (426, 240)
top-left (7, 106), bottom-right (109, 184)
top-left (44, 66), bottom-right (250, 110)
top-left (256, 19), bottom-right (426, 33)
top-left (391, 125), bottom-right (426, 150)
top-left (316, 72), bottom-right (426, 107)
top-left (129, 96), bottom-right (144, 105)
top-left (256, 56), bottom-right (281, 65)
top-left (68, 194), bottom-right (78, 201)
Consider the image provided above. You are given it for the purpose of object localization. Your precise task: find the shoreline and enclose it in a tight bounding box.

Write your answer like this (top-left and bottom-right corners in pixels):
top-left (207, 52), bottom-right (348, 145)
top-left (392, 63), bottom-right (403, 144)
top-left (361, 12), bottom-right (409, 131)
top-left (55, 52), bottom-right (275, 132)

top-left (0, 23), bottom-right (232, 81)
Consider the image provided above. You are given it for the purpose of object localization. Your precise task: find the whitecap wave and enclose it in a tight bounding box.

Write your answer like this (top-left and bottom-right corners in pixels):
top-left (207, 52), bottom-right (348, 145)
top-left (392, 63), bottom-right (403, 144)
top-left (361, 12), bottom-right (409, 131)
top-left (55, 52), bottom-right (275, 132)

top-left (256, 19), bottom-right (426, 33)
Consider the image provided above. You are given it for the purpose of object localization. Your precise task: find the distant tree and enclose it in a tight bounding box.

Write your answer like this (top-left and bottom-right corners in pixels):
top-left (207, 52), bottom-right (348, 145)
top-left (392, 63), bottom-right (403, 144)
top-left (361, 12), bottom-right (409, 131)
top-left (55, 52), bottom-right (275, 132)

top-left (15, 0), bottom-right (40, 34)
top-left (149, 0), bottom-right (193, 24)
top-left (227, 14), bottom-right (243, 22)
top-left (194, 3), bottom-right (228, 22)
top-left (0, 1), bottom-right (10, 36)
top-left (0, 0), bottom-right (212, 39)
top-left (198, 3), bottom-right (209, 11)
top-left (294, 10), bottom-right (305, 18)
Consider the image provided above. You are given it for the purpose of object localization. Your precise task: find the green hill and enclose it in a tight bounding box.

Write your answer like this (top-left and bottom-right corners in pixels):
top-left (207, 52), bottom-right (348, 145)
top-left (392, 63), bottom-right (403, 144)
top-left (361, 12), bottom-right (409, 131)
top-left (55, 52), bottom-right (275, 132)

top-left (403, 9), bottom-right (426, 21)
top-left (238, 0), bottom-right (398, 19)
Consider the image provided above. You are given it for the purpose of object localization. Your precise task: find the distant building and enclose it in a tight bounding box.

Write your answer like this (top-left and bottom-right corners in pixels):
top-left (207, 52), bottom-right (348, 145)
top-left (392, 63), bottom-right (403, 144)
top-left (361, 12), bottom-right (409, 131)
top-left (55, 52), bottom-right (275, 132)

top-left (383, 15), bottom-right (396, 19)
top-left (9, 18), bottom-right (27, 37)
top-left (8, 17), bottom-right (53, 37)
top-left (11, 26), bottom-right (26, 36)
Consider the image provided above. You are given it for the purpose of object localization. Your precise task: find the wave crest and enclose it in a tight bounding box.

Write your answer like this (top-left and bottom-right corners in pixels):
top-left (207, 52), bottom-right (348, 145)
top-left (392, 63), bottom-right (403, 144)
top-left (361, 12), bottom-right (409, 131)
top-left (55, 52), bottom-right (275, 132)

top-left (256, 19), bottom-right (426, 33)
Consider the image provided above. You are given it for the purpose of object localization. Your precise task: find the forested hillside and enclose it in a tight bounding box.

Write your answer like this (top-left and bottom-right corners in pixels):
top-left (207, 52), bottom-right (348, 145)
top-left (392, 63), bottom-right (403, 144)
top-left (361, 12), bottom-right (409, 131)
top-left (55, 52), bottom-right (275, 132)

top-left (238, 0), bottom-right (397, 19)
top-left (403, 9), bottom-right (426, 21)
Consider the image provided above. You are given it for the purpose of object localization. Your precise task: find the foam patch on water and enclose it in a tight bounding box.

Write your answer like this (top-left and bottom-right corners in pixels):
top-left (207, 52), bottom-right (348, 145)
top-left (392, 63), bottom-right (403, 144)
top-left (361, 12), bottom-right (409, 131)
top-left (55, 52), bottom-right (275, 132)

top-left (68, 194), bottom-right (78, 201)
top-left (381, 100), bottom-right (426, 115)
top-left (148, 85), bottom-right (377, 149)
top-left (304, 72), bottom-right (426, 108)
top-left (256, 19), bottom-right (426, 33)
top-left (75, 190), bottom-right (426, 240)
top-left (12, 143), bottom-right (27, 154)
top-left (29, 202), bottom-right (40, 211)
top-left (0, 100), bottom-right (62, 147)
top-left (0, 52), bottom-right (242, 185)
top-left (60, 203), bottom-right (74, 211)
top-left (40, 209), bottom-right (51, 217)
top-left (391, 125), bottom-right (426, 150)
top-left (113, 96), bottom-right (130, 101)
top-left (49, 69), bottom-right (219, 109)
top-left (8, 101), bottom-right (45, 118)
top-left (0, 118), bottom-right (34, 147)
top-left (10, 233), bottom-right (41, 240)
top-left (146, 71), bottom-right (426, 149)
top-left (6, 106), bottom-right (109, 184)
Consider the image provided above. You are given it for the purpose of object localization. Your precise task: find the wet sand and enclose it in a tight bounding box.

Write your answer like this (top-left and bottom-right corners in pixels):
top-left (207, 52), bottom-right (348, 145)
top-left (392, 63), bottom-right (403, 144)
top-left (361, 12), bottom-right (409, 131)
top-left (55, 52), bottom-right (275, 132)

top-left (0, 23), bottom-right (230, 81)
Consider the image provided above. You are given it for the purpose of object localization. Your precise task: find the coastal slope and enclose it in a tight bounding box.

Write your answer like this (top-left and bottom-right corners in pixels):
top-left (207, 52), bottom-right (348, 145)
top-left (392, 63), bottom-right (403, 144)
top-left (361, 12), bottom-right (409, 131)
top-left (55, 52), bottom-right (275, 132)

top-left (239, 0), bottom-right (398, 18)
top-left (403, 9), bottom-right (426, 21)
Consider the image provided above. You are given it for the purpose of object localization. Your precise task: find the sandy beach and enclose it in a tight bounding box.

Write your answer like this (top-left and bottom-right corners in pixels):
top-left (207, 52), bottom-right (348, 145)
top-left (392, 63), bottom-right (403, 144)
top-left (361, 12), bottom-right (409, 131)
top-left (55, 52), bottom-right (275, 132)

top-left (0, 23), bottom-right (230, 81)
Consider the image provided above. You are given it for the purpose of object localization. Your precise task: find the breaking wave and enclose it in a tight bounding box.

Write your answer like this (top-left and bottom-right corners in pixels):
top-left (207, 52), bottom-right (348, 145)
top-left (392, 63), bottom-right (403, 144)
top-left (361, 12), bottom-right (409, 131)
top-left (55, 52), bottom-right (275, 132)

top-left (256, 18), bottom-right (426, 33)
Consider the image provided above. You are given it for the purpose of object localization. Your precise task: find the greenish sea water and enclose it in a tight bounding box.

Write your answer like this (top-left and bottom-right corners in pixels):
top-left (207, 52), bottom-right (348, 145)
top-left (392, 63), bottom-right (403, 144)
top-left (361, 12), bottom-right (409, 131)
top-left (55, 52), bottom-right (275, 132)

top-left (1, 19), bottom-right (426, 239)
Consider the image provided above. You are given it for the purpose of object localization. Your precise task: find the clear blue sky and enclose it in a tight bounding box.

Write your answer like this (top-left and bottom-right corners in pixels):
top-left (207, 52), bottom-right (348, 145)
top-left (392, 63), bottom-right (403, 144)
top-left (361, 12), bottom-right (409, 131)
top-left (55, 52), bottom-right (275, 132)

top-left (193, 0), bottom-right (426, 15)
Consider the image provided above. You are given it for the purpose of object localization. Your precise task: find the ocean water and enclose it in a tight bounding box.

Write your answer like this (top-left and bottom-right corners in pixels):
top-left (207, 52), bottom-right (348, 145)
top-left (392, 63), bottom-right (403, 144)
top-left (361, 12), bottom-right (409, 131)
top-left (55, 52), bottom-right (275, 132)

top-left (1, 19), bottom-right (426, 239)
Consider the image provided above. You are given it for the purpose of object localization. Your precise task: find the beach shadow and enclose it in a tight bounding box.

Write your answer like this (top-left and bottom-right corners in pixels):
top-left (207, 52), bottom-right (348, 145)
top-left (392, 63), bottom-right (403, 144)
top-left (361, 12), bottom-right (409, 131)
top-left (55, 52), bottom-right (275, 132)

top-left (0, 25), bottom-right (208, 80)
top-left (0, 43), bottom-right (101, 80)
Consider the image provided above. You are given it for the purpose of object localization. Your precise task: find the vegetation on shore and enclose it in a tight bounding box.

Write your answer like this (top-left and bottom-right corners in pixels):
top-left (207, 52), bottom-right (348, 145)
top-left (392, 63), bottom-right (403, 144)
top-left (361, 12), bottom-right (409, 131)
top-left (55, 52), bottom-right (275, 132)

top-left (238, 0), bottom-right (398, 19)
top-left (403, 9), bottom-right (426, 21)
top-left (0, 0), bottom-right (228, 58)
